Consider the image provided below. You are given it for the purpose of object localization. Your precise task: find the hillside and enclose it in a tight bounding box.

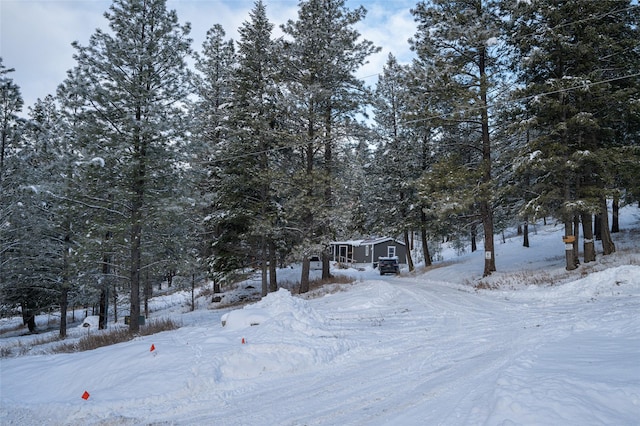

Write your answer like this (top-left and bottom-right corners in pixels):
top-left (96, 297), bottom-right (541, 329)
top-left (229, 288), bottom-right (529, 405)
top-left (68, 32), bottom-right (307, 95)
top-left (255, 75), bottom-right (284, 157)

top-left (1, 208), bottom-right (639, 425)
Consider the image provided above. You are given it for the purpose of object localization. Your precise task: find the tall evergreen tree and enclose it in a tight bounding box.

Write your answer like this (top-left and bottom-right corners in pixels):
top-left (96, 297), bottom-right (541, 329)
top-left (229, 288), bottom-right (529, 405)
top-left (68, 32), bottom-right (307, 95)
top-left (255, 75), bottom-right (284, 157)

top-left (505, 0), bottom-right (640, 268)
top-left (371, 54), bottom-right (418, 270)
top-left (57, 65), bottom-right (124, 330)
top-left (0, 63), bottom-right (71, 333)
top-left (191, 25), bottom-right (241, 292)
top-left (28, 96), bottom-right (89, 338)
top-left (211, 1), bottom-right (282, 297)
top-left (70, 0), bottom-right (192, 332)
top-left (1, 95), bottom-right (79, 334)
top-left (411, 0), bottom-right (505, 276)
top-left (281, 0), bottom-right (379, 291)
top-left (0, 59), bottom-right (23, 189)
top-left (0, 60), bottom-right (26, 317)
top-left (193, 24), bottom-right (235, 154)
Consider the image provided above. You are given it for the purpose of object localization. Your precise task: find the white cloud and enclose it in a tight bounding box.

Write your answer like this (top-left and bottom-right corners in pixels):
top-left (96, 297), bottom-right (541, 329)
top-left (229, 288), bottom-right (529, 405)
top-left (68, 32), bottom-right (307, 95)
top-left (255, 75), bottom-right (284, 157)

top-left (353, 1), bottom-right (417, 84)
top-left (1, 0), bottom-right (416, 112)
top-left (1, 0), bottom-right (110, 109)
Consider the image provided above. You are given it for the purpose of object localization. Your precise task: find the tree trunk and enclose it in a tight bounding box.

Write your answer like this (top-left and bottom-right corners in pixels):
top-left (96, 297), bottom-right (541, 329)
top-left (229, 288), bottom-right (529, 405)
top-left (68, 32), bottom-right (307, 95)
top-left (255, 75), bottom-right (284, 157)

top-left (322, 105), bottom-right (333, 282)
top-left (166, 269), bottom-right (175, 287)
top-left (564, 221), bottom-right (577, 271)
top-left (260, 237), bottom-right (268, 298)
top-left (130, 201), bottom-right (143, 333)
top-left (21, 300), bottom-right (37, 333)
top-left (470, 222), bottom-right (477, 253)
top-left (269, 241), bottom-right (277, 293)
top-left (191, 273), bottom-right (195, 311)
top-left (481, 201), bottom-right (496, 276)
top-left (420, 212), bottom-right (432, 267)
top-left (612, 195), bottom-right (620, 233)
top-left (322, 250), bottom-right (332, 280)
top-left (299, 256), bottom-right (310, 294)
top-left (59, 287), bottom-right (68, 339)
top-left (59, 231), bottom-right (71, 339)
top-left (98, 288), bottom-right (107, 330)
top-left (581, 213), bottom-right (596, 263)
top-left (572, 215), bottom-right (580, 268)
top-left (523, 218), bottom-right (529, 248)
top-left (144, 270), bottom-right (151, 319)
top-left (479, 45), bottom-right (495, 277)
top-left (594, 213), bottom-right (602, 240)
top-left (404, 230), bottom-right (414, 272)
top-left (112, 284), bottom-right (118, 324)
top-left (129, 116), bottom-right (146, 333)
top-left (99, 231), bottom-right (111, 330)
top-left (599, 198), bottom-right (616, 255)
top-left (300, 102), bottom-right (314, 295)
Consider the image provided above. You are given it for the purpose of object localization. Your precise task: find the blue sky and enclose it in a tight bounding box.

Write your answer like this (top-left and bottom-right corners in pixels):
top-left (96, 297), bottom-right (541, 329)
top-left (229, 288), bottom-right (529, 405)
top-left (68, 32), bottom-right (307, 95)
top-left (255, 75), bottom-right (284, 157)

top-left (1, 0), bottom-right (417, 112)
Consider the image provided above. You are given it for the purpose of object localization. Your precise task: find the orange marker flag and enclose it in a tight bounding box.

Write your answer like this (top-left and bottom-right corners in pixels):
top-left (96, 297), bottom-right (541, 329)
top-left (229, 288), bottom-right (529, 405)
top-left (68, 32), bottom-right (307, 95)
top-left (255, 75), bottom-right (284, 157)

top-left (82, 391), bottom-right (90, 400)
top-left (150, 344), bottom-right (156, 352)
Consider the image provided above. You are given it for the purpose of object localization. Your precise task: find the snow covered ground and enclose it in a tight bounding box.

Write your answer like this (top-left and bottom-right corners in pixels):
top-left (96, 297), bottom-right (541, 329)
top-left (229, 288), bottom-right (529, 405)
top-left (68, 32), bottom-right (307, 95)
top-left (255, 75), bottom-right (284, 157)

top-left (1, 209), bottom-right (639, 425)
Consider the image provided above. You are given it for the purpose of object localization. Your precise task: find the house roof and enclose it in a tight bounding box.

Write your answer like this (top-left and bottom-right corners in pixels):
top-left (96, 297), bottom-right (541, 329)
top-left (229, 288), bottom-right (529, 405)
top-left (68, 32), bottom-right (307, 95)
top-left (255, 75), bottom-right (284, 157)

top-left (331, 237), bottom-right (405, 247)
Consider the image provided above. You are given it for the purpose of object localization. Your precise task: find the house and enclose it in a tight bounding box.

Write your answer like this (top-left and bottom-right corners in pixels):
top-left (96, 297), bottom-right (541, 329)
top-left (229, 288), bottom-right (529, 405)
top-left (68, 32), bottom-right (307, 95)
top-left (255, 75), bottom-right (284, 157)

top-left (330, 237), bottom-right (407, 267)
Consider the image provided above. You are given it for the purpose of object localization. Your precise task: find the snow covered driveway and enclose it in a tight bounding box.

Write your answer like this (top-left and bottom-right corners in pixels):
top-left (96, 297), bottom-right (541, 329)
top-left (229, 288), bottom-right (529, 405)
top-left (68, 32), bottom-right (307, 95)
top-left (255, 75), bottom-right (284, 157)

top-left (2, 266), bottom-right (639, 425)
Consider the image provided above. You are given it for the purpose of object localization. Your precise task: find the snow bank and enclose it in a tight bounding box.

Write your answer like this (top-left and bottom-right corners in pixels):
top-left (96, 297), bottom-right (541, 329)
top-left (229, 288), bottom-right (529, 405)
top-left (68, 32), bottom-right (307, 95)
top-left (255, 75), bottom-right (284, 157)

top-left (216, 289), bottom-right (355, 381)
top-left (79, 316), bottom-right (100, 329)
top-left (221, 288), bottom-right (327, 331)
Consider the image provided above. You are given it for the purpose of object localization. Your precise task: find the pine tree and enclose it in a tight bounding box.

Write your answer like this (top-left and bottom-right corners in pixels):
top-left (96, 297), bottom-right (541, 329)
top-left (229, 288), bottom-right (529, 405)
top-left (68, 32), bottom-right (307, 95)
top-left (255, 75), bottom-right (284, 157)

top-left (1, 95), bottom-right (74, 333)
top-left (29, 96), bottom-right (90, 337)
top-left (57, 67), bottom-right (114, 330)
top-left (193, 24), bottom-right (235, 153)
top-left (281, 0), bottom-right (379, 291)
top-left (0, 59), bottom-right (23, 189)
top-left (370, 54), bottom-right (418, 270)
top-left (0, 60), bottom-right (26, 320)
top-left (70, 0), bottom-right (192, 332)
top-left (505, 0), bottom-right (640, 268)
top-left (192, 25), bottom-right (236, 287)
top-left (210, 1), bottom-right (282, 297)
top-left (410, 0), bottom-right (505, 276)
top-left (0, 64), bottom-right (80, 333)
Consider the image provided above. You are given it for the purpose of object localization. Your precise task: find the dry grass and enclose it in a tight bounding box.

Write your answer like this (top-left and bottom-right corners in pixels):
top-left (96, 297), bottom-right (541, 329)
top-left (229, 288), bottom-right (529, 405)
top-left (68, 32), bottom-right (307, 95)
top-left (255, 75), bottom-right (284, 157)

top-left (1, 332), bottom-right (69, 357)
top-left (472, 270), bottom-right (557, 290)
top-left (295, 274), bottom-right (356, 297)
top-left (212, 275), bottom-right (359, 325)
top-left (73, 318), bottom-right (180, 353)
top-left (0, 318), bottom-right (182, 357)
top-left (416, 260), bottom-right (458, 274)
top-left (472, 250), bottom-right (640, 291)
top-left (0, 323), bottom-right (27, 337)
top-left (213, 274), bottom-right (357, 308)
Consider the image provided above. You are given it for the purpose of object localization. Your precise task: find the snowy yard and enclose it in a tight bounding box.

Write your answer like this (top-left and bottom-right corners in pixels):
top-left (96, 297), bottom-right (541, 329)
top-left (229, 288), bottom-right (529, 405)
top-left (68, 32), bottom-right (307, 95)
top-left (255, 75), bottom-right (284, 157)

top-left (1, 210), bottom-right (639, 425)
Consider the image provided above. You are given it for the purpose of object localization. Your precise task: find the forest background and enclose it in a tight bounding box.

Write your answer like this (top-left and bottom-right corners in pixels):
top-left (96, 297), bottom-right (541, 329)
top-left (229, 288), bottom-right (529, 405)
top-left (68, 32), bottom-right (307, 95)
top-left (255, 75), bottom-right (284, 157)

top-left (1, 0), bottom-right (639, 336)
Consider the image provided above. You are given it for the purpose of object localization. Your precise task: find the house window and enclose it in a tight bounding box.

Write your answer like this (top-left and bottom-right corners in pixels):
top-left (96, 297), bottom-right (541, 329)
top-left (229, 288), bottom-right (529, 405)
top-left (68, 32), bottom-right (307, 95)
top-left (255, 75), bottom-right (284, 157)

top-left (365, 245), bottom-right (369, 257)
top-left (388, 246), bottom-right (396, 257)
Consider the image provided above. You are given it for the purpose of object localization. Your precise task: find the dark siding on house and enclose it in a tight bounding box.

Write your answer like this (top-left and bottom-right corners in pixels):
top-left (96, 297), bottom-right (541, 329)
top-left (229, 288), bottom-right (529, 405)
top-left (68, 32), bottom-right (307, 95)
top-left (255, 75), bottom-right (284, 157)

top-left (373, 242), bottom-right (407, 264)
top-left (330, 238), bottom-right (407, 265)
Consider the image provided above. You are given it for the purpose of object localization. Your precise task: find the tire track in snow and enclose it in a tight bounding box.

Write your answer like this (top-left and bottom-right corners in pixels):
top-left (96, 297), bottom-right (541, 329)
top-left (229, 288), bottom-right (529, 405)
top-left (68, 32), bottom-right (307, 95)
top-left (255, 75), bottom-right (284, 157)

top-left (168, 278), bottom-right (537, 425)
